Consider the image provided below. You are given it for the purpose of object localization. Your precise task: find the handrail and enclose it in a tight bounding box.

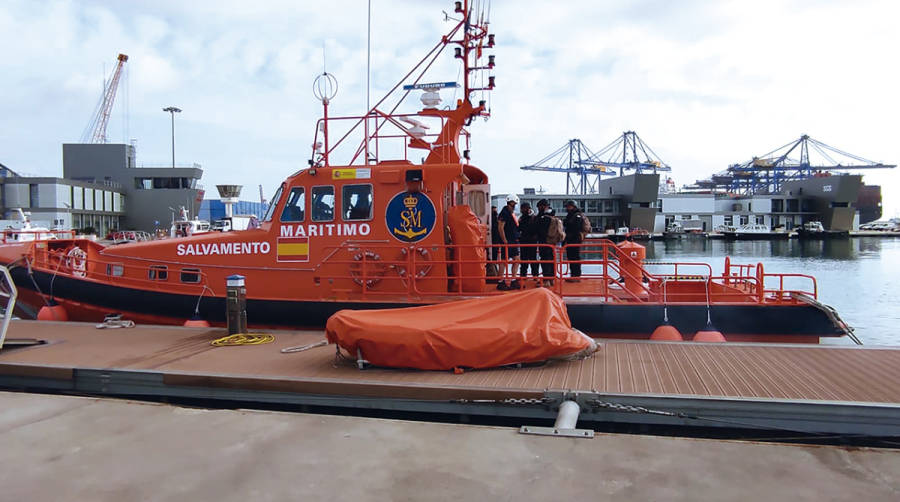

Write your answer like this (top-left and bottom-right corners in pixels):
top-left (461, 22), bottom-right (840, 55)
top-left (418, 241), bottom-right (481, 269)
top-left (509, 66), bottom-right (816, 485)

top-left (32, 245), bottom-right (217, 296)
top-left (314, 240), bottom-right (791, 303)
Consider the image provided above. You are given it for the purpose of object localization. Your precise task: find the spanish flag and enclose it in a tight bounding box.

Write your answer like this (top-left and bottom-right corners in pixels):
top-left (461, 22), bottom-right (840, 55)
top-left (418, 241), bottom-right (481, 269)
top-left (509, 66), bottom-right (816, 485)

top-left (277, 237), bottom-right (309, 262)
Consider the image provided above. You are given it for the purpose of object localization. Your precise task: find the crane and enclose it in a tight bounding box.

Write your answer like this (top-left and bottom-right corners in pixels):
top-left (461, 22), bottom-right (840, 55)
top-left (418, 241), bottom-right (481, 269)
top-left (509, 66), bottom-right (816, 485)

top-left (520, 139), bottom-right (615, 195)
top-left (585, 131), bottom-right (672, 177)
top-left (520, 132), bottom-right (672, 195)
top-left (689, 135), bottom-right (896, 194)
top-left (80, 53), bottom-right (129, 144)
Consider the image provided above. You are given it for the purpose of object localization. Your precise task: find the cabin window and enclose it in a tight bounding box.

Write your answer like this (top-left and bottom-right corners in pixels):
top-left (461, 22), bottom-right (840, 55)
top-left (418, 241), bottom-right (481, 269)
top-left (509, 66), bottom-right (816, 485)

top-left (756, 215), bottom-right (765, 225)
top-left (467, 190), bottom-right (487, 217)
top-left (106, 263), bottom-right (124, 277)
top-left (263, 184), bottom-right (285, 222)
top-left (180, 268), bottom-right (201, 283)
top-left (280, 187), bottom-right (306, 222)
top-left (342, 184), bottom-right (372, 221)
top-left (148, 265), bottom-right (168, 281)
top-left (311, 186), bottom-right (335, 221)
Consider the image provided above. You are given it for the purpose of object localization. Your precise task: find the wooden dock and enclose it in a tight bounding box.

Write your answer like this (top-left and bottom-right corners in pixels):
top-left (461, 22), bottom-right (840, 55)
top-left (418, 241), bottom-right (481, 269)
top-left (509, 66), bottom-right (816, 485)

top-left (2, 320), bottom-right (899, 437)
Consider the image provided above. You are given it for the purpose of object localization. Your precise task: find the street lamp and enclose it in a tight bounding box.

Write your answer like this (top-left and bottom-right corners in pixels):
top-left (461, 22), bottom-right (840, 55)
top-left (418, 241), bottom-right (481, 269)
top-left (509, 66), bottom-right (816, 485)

top-left (162, 106), bottom-right (182, 168)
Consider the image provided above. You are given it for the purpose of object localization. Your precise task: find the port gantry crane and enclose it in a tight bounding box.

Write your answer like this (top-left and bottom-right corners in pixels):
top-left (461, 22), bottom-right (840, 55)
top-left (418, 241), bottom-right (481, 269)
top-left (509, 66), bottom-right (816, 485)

top-left (689, 134), bottom-right (896, 195)
top-left (80, 53), bottom-right (129, 144)
top-left (520, 131), bottom-right (672, 195)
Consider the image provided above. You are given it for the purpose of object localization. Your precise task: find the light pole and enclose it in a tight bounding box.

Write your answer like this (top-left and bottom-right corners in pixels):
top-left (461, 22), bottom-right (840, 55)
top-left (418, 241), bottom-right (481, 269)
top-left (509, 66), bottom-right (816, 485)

top-left (162, 106), bottom-right (182, 168)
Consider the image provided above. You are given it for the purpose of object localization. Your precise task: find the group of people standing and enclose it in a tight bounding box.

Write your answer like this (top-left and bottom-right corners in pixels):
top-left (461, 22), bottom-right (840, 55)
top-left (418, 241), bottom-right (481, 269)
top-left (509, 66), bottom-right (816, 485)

top-left (490, 196), bottom-right (589, 289)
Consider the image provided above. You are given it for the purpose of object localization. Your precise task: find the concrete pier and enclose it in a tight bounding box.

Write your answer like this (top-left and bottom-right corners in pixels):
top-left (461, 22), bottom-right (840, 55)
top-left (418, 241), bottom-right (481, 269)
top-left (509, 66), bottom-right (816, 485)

top-left (0, 391), bottom-right (898, 501)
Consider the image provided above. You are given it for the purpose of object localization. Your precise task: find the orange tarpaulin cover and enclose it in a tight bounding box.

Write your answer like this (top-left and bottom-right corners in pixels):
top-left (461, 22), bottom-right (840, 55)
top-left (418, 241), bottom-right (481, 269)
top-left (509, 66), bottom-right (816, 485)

top-left (447, 205), bottom-right (486, 292)
top-left (325, 288), bottom-right (596, 370)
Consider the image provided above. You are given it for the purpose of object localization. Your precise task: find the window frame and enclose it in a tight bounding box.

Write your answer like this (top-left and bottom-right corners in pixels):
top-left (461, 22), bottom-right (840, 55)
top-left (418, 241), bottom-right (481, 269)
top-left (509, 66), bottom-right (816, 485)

top-left (180, 268), bottom-right (202, 284)
top-left (341, 183), bottom-right (374, 222)
top-left (311, 185), bottom-right (336, 222)
top-left (148, 265), bottom-right (169, 281)
top-left (279, 186), bottom-right (307, 223)
top-left (106, 263), bottom-right (124, 277)
top-left (263, 183), bottom-right (285, 222)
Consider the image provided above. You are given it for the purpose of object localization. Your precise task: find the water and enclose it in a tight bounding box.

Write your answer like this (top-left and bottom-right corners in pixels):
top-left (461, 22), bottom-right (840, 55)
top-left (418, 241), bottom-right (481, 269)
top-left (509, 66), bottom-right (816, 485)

top-left (637, 237), bottom-right (900, 345)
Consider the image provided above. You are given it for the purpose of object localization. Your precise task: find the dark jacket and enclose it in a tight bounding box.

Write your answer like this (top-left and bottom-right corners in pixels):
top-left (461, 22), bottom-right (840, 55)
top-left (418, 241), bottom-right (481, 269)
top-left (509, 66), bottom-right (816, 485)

top-left (535, 210), bottom-right (553, 243)
top-left (491, 209), bottom-right (500, 243)
top-left (563, 210), bottom-right (586, 243)
top-left (518, 212), bottom-right (538, 243)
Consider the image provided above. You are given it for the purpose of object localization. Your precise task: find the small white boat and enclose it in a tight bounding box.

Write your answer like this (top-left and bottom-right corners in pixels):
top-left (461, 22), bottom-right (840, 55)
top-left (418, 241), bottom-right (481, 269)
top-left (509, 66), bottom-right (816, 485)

top-left (723, 223), bottom-right (789, 240)
top-left (1, 209), bottom-right (63, 243)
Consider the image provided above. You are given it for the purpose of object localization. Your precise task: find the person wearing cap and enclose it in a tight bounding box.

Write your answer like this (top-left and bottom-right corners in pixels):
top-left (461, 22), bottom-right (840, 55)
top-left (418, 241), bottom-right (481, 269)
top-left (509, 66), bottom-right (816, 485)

top-left (534, 199), bottom-right (556, 286)
top-left (563, 199), bottom-right (585, 280)
top-left (496, 194), bottom-right (521, 290)
top-left (517, 201), bottom-right (540, 282)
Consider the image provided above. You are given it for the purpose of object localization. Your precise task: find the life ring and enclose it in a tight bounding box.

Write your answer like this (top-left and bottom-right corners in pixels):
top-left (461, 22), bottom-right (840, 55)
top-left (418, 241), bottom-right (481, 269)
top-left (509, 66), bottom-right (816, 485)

top-left (65, 246), bottom-right (87, 278)
top-left (349, 250), bottom-right (385, 288)
top-left (397, 247), bottom-right (433, 283)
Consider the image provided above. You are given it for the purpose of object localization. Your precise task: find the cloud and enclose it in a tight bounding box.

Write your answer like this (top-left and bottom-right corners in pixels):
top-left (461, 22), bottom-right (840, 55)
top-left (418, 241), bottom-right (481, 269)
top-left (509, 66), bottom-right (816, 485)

top-left (1, 0), bottom-right (898, 216)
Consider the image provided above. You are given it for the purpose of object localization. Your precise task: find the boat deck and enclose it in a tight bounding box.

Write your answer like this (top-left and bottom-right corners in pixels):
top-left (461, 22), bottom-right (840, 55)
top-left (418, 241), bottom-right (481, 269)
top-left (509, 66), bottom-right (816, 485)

top-left (2, 320), bottom-right (899, 436)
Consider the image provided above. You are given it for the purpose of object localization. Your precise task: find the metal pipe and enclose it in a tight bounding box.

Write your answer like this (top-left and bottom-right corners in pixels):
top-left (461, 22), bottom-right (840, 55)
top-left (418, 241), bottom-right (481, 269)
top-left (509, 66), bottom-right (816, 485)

top-left (554, 400), bottom-right (580, 430)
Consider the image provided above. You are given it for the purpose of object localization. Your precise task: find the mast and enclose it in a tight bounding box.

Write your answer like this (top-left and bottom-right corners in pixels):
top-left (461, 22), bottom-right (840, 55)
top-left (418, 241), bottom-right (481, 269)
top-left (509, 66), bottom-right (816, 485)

top-left (310, 1), bottom-right (495, 168)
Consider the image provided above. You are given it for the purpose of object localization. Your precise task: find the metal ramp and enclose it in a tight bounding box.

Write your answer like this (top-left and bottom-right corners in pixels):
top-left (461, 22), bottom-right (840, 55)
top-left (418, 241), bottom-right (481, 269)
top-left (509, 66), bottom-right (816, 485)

top-left (0, 265), bottom-right (43, 350)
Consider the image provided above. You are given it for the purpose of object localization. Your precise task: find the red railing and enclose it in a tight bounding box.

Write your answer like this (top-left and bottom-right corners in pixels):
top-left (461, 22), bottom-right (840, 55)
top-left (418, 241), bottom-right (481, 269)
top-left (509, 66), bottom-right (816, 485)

top-left (29, 243), bottom-right (217, 296)
top-left (311, 111), bottom-right (470, 166)
top-left (21, 236), bottom-right (817, 306)
top-left (313, 240), bottom-right (818, 304)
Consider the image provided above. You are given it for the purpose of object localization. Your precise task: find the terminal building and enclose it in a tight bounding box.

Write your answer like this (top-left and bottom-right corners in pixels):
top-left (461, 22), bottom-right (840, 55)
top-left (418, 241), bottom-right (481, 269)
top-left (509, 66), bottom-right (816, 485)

top-left (512, 173), bottom-right (865, 233)
top-left (62, 143), bottom-right (204, 232)
top-left (1, 164), bottom-right (125, 234)
top-left (515, 174), bottom-right (662, 232)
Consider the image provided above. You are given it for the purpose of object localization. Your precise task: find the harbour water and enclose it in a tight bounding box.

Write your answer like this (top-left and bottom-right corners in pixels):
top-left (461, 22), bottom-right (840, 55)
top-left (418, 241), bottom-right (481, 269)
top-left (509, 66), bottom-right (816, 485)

top-left (641, 237), bottom-right (900, 345)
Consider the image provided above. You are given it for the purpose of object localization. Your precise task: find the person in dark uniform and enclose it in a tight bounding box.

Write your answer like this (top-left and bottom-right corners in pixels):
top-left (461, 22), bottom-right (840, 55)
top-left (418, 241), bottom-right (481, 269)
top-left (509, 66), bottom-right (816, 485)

top-left (517, 202), bottom-right (539, 281)
top-left (496, 195), bottom-right (520, 290)
top-left (490, 205), bottom-right (500, 262)
top-left (534, 199), bottom-right (555, 286)
top-left (563, 199), bottom-right (585, 280)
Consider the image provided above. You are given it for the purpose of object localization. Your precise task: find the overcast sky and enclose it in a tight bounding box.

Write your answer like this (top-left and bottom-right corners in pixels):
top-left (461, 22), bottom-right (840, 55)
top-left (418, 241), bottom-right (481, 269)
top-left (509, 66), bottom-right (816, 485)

top-left (2, 0), bottom-right (898, 217)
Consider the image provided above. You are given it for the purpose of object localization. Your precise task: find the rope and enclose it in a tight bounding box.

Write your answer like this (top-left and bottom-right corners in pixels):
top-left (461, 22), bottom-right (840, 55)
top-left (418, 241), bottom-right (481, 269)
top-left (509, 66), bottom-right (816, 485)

top-left (211, 333), bottom-right (275, 347)
top-left (281, 339), bottom-right (328, 353)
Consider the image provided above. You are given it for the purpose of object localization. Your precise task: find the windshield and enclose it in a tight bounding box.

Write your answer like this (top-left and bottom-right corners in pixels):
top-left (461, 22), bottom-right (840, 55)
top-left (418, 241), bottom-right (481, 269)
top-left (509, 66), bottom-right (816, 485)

top-left (263, 184), bottom-right (285, 222)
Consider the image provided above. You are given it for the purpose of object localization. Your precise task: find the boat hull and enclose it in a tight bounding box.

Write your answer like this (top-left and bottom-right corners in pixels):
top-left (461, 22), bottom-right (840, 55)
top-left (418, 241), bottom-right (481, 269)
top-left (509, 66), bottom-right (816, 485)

top-left (722, 232), bottom-right (790, 241)
top-left (10, 267), bottom-right (842, 343)
top-left (796, 229), bottom-right (850, 240)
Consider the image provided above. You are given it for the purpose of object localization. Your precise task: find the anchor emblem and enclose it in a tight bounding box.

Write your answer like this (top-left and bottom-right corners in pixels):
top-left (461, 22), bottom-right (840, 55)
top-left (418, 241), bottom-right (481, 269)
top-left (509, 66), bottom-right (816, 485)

top-left (386, 191), bottom-right (435, 243)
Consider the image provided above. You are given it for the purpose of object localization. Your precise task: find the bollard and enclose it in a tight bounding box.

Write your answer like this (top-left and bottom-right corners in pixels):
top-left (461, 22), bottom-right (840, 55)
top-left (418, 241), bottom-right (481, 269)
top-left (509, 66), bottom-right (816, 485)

top-left (553, 400), bottom-right (581, 430)
top-left (226, 274), bottom-right (247, 335)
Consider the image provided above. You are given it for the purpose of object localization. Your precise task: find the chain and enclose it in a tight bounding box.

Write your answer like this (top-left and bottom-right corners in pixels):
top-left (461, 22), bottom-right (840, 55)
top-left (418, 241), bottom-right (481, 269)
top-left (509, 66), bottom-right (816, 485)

top-left (455, 397), bottom-right (550, 405)
top-left (502, 397), bottom-right (551, 405)
top-left (589, 399), bottom-right (687, 418)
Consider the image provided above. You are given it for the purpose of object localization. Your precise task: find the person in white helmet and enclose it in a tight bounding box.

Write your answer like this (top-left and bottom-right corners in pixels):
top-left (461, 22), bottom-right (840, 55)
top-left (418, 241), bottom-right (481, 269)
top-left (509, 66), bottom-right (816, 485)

top-left (496, 194), bottom-right (521, 290)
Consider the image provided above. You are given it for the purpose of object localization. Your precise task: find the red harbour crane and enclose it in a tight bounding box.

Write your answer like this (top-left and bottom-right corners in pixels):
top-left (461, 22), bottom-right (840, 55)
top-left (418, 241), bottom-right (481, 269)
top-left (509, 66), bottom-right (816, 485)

top-left (80, 53), bottom-right (129, 143)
